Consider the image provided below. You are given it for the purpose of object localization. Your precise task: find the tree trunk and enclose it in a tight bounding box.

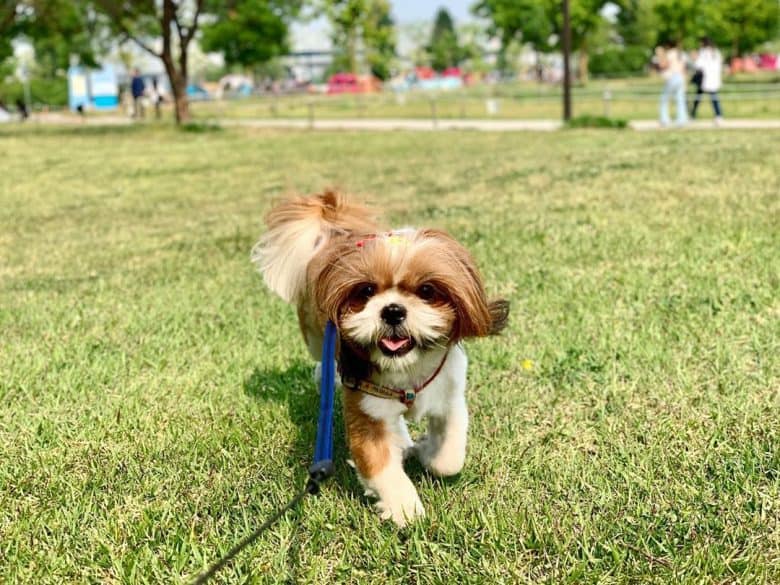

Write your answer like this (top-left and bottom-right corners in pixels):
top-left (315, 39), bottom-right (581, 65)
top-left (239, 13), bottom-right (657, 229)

top-left (535, 51), bottom-right (543, 83)
top-left (578, 48), bottom-right (589, 85)
top-left (162, 57), bottom-right (190, 124)
top-left (159, 0), bottom-right (192, 125)
top-left (348, 29), bottom-right (358, 74)
top-left (172, 75), bottom-right (190, 123)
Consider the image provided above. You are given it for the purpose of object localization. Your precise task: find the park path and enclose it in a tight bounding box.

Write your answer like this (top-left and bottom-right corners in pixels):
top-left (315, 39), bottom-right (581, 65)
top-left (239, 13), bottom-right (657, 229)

top-left (22, 112), bottom-right (780, 132)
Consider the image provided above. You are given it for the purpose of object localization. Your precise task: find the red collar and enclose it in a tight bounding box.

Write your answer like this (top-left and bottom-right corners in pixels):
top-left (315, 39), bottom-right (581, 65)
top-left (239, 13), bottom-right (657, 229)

top-left (342, 351), bottom-right (449, 406)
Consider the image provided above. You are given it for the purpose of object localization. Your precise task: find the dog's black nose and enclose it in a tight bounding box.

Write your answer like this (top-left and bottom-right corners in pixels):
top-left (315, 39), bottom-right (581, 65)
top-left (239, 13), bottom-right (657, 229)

top-left (381, 303), bottom-right (406, 326)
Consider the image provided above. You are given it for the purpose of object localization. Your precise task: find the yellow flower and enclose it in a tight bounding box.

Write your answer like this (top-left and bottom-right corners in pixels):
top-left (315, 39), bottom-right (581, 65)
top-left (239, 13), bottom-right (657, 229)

top-left (521, 359), bottom-right (534, 371)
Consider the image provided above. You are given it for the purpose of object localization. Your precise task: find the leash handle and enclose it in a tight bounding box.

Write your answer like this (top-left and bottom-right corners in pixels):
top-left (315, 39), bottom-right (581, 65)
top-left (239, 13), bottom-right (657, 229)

top-left (308, 320), bottom-right (337, 492)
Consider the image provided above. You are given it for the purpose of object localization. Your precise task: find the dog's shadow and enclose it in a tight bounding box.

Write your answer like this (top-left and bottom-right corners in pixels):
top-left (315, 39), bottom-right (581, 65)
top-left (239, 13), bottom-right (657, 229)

top-left (242, 362), bottom-right (454, 491)
top-left (242, 361), bottom-right (358, 495)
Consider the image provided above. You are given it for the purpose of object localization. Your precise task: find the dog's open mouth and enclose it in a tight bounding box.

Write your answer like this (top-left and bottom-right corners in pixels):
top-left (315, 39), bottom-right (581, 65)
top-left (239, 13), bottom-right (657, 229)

top-left (378, 336), bottom-right (416, 357)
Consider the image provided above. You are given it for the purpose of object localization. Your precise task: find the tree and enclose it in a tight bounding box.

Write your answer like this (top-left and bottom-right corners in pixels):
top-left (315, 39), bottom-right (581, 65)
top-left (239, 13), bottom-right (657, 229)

top-left (613, 0), bottom-right (660, 49)
top-left (553, 0), bottom-right (611, 83)
top-left (473, 0), bottom-right (555, 78)
top-left (19, 0), bottom-right (101, 76)
top-left (200, 0), bottom-right (299, 73)
top-left (475, 0), bottom-right (610, 82)
top-left (323, 0), bottom-right (363, 74)
top-left (428, 7), bottom-right (461, 71)
top-left (652, 0), bottom-right (701, 48)
top-left (1, 1), bottom-right (17, 62)
top-left (89, 0), bottom-right (205, 124)
top-left (362, 0), bottom-right (395, 80)
top-left (321, 0), bottom-right (396, 79)
top-left (704, 0), bottom-right (780, 56)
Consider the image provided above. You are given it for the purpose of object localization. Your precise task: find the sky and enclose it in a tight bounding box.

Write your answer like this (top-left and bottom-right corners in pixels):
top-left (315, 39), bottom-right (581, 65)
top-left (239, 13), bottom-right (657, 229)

top-left (291, 1), bottom-right (478, 53)
top-left (391, 0), bottom-right (475, 23)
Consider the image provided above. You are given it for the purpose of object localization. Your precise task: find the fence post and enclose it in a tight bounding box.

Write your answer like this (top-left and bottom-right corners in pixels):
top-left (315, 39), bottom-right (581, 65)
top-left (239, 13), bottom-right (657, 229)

top-left (429, 98), bottom-right (438, 129)
top-left (602, 89), bottom-right (612, 118)
top-left (307, 100), bottom-right (315, 129)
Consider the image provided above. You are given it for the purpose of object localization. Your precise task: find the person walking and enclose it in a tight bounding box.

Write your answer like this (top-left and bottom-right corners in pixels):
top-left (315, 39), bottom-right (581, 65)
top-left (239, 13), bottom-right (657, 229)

top-left (150, 77), bottom-right (163, 120)
top-left (656, 41), bottom-right (688, 127)
top-left (691, 37), bottom-right (723, 125)
top-left (131, 68), bottom-right (145, 119)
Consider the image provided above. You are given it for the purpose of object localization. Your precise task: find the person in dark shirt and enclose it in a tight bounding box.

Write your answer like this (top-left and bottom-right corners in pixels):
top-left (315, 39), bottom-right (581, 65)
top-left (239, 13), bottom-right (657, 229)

top-left (15, 98), bottom-right (29, 121)
top-left (131, 68), bottom-right (145, 119)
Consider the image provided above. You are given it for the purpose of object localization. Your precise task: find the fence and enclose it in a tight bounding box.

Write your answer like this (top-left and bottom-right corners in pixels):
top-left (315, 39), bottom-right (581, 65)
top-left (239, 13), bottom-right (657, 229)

top-left (198, 82), bottom-right (780, 124)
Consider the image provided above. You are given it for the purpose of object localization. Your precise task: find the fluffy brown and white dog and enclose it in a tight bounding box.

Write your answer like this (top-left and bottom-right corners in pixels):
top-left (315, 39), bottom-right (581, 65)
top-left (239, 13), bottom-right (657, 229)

top-left (253, 191), bottom-right (508, 526)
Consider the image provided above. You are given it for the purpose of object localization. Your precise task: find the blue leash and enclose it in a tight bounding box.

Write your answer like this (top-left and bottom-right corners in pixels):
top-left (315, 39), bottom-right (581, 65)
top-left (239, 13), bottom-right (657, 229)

top-left (308, 320), bottom-right (338, 492)
top-left (192, 321), bottom-right (338, 584)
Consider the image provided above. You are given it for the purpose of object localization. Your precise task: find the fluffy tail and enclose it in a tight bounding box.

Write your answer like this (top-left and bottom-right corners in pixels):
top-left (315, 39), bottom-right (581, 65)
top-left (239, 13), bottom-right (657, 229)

top-left (252, 190), bottom-right (377, 303)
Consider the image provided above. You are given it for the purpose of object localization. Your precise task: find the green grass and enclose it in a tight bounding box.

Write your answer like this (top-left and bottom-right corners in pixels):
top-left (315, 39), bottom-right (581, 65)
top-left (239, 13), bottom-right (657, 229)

top-left (1, 125), bottom-right (778, 584)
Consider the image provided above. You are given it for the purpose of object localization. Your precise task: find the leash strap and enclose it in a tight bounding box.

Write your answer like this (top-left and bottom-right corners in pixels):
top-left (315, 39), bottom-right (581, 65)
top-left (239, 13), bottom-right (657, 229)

top-left (308, 320), bottom-right (338, 491)
top-left (191, 485), bottom-right (313, 585)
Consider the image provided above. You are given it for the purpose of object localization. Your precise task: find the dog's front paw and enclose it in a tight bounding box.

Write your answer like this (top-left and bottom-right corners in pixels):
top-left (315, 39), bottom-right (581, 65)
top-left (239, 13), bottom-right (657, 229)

top-left (374, 490), bottom-right (425, 527)
top-left (415, 436), bottom-right (465, 477)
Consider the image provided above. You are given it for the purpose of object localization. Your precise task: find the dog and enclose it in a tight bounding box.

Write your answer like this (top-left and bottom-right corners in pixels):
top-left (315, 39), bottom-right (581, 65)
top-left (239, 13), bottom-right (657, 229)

top-left (252, 190), bottom-right (509, 526)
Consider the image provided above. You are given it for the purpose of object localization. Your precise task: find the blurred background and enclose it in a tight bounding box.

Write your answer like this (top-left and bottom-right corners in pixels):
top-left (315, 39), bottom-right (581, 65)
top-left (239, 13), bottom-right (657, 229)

top-left (0, 0), bottom-right (778, 124)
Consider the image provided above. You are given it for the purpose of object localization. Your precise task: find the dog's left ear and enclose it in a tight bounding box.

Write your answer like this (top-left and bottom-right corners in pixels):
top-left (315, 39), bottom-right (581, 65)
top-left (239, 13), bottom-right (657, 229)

top-left (487, 298), bottom-right (510, 335)
top-left (418, 229), bottom-right (510, 340)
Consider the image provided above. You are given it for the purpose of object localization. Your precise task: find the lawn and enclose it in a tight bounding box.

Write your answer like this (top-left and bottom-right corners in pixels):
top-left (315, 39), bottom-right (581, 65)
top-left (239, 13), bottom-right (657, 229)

top-left (1, 125), bottom-right (778, 584)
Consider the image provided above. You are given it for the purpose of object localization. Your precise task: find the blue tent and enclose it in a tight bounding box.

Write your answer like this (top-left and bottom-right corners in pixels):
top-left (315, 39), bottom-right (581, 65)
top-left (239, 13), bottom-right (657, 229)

top-left (68, 65), bottom-right (119, 111)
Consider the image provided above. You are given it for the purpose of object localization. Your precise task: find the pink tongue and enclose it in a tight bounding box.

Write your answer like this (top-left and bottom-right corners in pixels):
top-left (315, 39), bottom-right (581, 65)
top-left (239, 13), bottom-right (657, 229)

top-left (381, 337), bottom-right (409, 352)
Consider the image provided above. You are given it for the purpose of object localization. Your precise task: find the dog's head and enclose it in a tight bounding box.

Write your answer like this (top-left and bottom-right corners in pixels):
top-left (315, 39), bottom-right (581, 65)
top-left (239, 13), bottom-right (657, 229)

top-left (311, 229), bottom-right (509, 373)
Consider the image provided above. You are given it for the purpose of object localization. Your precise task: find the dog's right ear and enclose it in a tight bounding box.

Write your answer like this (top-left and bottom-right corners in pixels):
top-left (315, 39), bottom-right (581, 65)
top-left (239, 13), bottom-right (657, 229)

top-left (487, 299), bottom-right (510, 335)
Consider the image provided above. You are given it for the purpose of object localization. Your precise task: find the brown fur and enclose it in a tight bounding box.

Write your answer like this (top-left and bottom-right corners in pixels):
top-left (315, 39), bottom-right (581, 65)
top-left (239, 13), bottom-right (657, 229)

top-left (343, 389), bottom-right (390, 478)
top-left (309, 229), bottom-right (508, 341)
top-left (265, 189), bottom-right (378, 239)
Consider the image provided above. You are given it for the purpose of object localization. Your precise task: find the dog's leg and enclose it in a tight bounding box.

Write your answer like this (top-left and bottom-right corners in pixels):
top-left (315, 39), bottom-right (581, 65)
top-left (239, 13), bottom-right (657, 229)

top-left (416, 391), bottom-right (468, 477)
top-left (415, 348), bottom-right (469, 477)
top-left (345, 392), bottom-right (423, 527)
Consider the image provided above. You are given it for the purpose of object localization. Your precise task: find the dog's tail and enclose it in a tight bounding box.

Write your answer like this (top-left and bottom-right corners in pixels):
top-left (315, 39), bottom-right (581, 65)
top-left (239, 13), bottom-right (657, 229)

top-left (252, 190), bottom-right (377, 303)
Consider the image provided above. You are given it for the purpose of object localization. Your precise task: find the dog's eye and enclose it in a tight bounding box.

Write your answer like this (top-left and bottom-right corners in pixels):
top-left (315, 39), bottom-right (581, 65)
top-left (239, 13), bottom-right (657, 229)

top-left (357, 284), bottom-right (376, 299)
top-left (416, 283), bottom-right (437, 301)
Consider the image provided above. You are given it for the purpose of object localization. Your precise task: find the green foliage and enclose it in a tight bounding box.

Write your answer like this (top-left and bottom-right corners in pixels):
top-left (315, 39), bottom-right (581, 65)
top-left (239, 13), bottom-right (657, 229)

top-left (362, 0), bottom-right (395, 80)
top-left (0, 74), bottom-right (68, 106)
top-left (475, 0), bottom-right (610, 80)
top-left (179, 121), bottom-right (223, 133)
top-left (565, 114), bottom-right (629, 127)
top-left (322, 0), bottom-right (396, 79)
top-left (613, 0), bottom-right (660, 49)
top-left (23, 0), bottom-right (100, 74)
top-left (474, 0), bottom-right (554, 52)
top-left (616, 0), bottom-right (779, 55)
top-left (590, 46), bottom-right (651, 77)
top-left (428, 7), bottom-right (461, 71)
top-left (1, 1), bottom-right (17, 62)
top-left (652, 0), bottom-right (702, 48)
top-left (704, 0), bottom-right (780, 56)
top-left (564, 0), bottom-right (612, 52)
top-left (200, 0), bottom-right (296, 70)
top-left (0, 1), bottom-right (100, 75)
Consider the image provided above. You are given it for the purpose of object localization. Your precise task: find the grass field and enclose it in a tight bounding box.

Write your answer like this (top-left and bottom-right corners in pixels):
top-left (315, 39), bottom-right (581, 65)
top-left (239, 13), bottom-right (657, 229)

top-left (1, 125), bottom-right (778, 584)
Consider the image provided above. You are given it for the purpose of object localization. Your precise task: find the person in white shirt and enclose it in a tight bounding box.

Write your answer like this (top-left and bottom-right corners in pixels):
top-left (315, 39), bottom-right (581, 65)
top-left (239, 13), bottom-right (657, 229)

top-left (691, 37), bottom-right (723, 123)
